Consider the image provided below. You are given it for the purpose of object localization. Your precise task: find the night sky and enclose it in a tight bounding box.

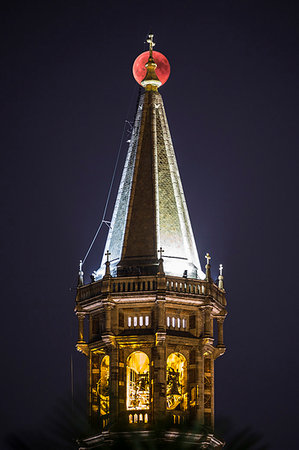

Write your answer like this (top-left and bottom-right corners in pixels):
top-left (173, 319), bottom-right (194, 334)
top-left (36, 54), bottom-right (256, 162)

top-left (1, 1), bottom-right (298, 449)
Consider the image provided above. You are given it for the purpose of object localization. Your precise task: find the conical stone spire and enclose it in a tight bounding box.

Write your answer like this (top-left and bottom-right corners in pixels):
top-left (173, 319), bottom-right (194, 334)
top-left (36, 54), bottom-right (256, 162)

top-left (93, 44), bottom-right (204, 280)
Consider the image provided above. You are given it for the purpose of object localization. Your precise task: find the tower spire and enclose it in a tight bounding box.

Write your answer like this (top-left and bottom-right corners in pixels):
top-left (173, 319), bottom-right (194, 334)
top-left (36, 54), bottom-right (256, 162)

top-left (93, 88), bottom-right (204, 279)
top-left (93, 40), bottom-right (204, 280)
top-left (141, 33), bottom-right (162, 91)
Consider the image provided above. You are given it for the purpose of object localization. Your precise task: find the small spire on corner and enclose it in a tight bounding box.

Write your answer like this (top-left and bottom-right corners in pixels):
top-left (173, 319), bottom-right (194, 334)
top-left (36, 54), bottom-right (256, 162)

top-left (157, 246), bottom-right (165, 276)
top-left (218, 264), bottom-right (225, 291)
top-left (104, 250), bottom-right (111, 278)
top-left (205, 253), bottom-right (212, 281)
top-left (78, 260), bottom-right (84, 287)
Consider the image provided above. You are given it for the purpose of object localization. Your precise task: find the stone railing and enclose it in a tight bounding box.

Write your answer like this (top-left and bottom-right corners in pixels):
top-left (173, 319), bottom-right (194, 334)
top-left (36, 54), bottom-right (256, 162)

top-left (77, 274), bottom-right (226, 306)
top-left (166, 277), bottom-right (206, 295)
top-left (111, 278), bottom-right (157, 293)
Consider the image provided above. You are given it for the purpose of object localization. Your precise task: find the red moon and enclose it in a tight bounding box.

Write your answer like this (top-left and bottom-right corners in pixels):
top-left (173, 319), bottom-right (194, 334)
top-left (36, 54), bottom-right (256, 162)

top-left (132, 51), bottom-right (171, 86)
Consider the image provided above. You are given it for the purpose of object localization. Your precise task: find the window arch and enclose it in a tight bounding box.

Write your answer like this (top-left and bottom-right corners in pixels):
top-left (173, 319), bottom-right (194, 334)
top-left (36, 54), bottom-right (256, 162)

top-left (166, 353), bottom-right (187, 411)
top-left (126, 351), bottom-right (150, 410)
top-left (97, 355), bottom-right (109, 416)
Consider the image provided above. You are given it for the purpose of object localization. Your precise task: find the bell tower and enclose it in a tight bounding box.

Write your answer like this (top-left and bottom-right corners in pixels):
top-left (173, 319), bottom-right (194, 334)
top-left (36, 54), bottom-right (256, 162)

top-left (75, 35), bottom-right (227, 448)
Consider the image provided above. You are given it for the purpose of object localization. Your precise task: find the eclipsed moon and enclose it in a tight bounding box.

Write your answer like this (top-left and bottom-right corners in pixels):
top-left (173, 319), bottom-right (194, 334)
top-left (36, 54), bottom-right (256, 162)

top-left (132, 51), bottom-right (171, 86)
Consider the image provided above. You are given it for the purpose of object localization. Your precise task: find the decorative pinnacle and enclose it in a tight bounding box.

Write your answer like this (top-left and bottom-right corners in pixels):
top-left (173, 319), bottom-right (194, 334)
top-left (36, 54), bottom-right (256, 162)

top-left (78, 259), bottom-right (84, 287)
top-left (157, 246), bottom-right (165, 276)
top-left (205, 253), bottom-right (212, 281)
top-left (104, 250), bottom-right (111, 278)
top-left (158, 246), bottom-right (164, 260)
top-left (205, 253), bottom-right (211, 265)
top-left (141, 33), bottom-right (162, 91)
top-left (218, 264), bottom-right (224, 291)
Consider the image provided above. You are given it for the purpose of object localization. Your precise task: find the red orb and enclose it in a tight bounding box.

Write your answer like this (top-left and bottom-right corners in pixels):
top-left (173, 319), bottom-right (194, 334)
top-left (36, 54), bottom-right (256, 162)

top-left (132, 51), bottom-right (171, 86)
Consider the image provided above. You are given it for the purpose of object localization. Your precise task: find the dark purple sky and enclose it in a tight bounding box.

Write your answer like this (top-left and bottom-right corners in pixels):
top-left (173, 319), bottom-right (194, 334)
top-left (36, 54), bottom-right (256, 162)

top-left (1, 1), bottom-right (298, 448)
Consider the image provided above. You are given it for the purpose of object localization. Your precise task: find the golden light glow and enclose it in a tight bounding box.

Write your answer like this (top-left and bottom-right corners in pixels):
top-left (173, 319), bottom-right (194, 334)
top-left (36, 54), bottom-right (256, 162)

top-left (126, 351), bottom-right (150, 410)
top-left (97, 355), bottom-right (109, 416)
top-left (166, 353), bottom-right (187, 411)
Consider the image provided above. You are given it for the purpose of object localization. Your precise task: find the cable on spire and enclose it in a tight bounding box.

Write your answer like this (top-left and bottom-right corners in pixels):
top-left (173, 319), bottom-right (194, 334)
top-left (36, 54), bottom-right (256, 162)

top-left (80, 85), bottom-right (138, 267)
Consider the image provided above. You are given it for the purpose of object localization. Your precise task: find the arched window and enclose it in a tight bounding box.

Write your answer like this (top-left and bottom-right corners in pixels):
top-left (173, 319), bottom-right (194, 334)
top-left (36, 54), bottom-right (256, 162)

top-left (126, 351), bottom-right (150, 410)
top-left (166, 353), bottom-right (187, 411)
top-left (97, 355), bottom-right (109, 416)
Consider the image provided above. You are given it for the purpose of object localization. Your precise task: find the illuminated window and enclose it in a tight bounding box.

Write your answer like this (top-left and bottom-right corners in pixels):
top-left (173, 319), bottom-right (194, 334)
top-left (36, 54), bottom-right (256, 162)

top-left (127, 351), bottom-right (150, 410)
top-left (177, 317), bottom-right (181, 328)
top-left (128, 317), bottom-right (132, 327)
top-left (97, 355), bottom-right (110, 416)
top-left (133, 316), bottom-right (138, 327)
top-left (139, 316), bottom-right (143, 326)
top-left (166, 353), bottom-right (187, 411)
top-left (145, 316), bottom-right (149, 326)
top-left (172, 317), bottom-right (176, 327)
top-left (167, 316), bottom-right (170, 327)
top-left (144, 413), bottom-right (148, 423)
top-left (182, 319), bottom-right (186, 329)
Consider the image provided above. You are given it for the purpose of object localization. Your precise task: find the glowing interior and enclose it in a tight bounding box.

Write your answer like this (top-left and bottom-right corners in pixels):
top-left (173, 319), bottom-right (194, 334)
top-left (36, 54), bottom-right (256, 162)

top-left (126, 351), bottom-right (150, 410)
top-left (98, 355), bottom-right (110, 416)
top-left (166, 353), bottom-right (187, 411)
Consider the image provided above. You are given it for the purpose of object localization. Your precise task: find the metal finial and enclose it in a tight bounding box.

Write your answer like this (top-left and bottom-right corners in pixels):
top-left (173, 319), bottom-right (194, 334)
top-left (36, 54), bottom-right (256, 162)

top-left (219, 264), bottom-right (223, 276)
top-left (141, 33), bottom-right (161, 91)
top-left (205, 253), bottom-right (211, 264)
top-left (147, 34), bottom-right (156, 55)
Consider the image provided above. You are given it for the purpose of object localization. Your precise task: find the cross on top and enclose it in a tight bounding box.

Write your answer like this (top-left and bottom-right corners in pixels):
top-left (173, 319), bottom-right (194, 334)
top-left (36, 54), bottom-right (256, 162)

top-left (147, 34), bottom-right (156, 53)
top-left (105, 250), bottom-right (111, 262)
top-left (205, 253), bottom-right (211, 264)
top-left (79, 259), bottom-right (83, 271)
top-left (158, 247), bottom-right (164, 259)
top-left (219, 264), bottom-right (223, 276)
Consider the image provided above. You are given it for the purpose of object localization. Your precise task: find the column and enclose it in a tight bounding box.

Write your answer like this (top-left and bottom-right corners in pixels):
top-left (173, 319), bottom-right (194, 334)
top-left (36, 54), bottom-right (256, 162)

top-left (109, 346), bottom-right (119, 424)
top-left (217, 317), bottom-right (225, 347)
top-left (77, 312), bottom-right (85, 342)
top-left (104, 304), bottom-right (112, 333)
top-left (152, 343), bottom-right (166, 422)
top-left (204, 306), bottom-right (212, 338)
